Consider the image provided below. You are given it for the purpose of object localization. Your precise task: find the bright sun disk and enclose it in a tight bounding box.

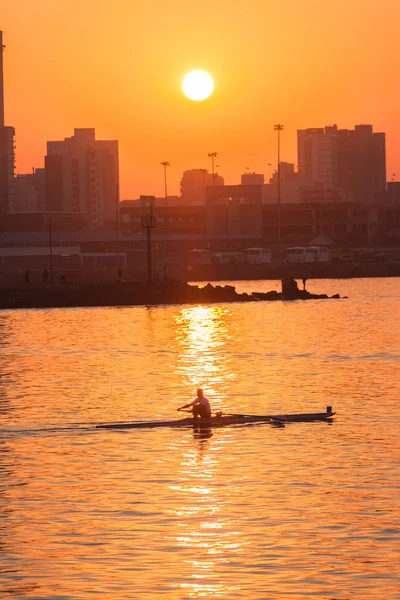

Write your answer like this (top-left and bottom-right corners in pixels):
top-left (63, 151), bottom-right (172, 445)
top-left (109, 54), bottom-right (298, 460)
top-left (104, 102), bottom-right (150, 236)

top-left (182, 70), bottom-right (214, 101)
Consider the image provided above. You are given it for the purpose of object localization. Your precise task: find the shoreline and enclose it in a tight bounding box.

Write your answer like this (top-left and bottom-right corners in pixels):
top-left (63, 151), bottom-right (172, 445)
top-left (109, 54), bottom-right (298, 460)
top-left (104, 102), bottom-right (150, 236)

top-left (0, 279), bottom-right (342, 310)
top-left (1, 264), bottom-right (398, 310)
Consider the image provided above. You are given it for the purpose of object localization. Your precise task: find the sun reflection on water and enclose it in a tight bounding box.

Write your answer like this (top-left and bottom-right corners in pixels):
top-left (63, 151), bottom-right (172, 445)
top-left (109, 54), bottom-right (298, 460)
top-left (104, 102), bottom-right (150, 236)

top-left (166, 429), bottom-right (245, 597)
top-left (174, 305), bottom-right (234, 410)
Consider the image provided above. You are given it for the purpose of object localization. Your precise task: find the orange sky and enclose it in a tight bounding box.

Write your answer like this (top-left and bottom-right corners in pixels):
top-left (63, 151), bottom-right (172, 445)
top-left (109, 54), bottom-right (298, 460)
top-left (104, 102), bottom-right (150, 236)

top-left (2, 0), bottom-right (400, 199)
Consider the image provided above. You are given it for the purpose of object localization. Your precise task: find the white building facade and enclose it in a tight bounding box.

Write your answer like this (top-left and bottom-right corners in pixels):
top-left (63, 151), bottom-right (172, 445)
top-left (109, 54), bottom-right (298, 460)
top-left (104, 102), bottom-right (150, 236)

top-left (297, 127), bottom-right (338, 185)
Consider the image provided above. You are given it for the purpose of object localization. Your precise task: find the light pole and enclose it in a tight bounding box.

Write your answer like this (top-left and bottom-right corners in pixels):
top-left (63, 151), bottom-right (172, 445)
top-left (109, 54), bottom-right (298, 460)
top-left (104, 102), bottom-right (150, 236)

top-left (208, 152), bottom-right (218, 186)
top-left (274, 125), bottom-right (284, 260)
top-left (160, 161), bottom-right (170, 201)
top-left (140, 195), bottom-right (156, 283)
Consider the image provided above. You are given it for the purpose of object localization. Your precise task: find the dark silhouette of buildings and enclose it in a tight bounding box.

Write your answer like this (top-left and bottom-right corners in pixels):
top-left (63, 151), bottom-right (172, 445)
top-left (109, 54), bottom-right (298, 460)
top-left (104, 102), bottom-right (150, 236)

top-left (8, 169), bottom-right (45, 213)
top-left (180, 169), bottom-right (224, 205)
top-left (337, 124), bottom-right (386, 203)
top-left (241, 172), bottom-right (264, 185)
top-left (298, 124), bottom-right (386, 202)
top-left (0, 31), bottom-right (16, 214)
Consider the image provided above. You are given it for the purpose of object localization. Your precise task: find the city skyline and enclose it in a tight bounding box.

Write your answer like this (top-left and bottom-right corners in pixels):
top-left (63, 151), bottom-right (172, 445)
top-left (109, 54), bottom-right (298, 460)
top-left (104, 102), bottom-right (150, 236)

top-left (2, 0), bottom-right (400, 199)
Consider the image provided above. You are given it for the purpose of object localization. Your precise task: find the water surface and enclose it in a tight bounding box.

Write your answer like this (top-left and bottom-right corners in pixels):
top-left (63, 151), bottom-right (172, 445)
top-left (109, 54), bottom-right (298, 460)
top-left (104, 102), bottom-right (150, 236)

top-left (0, 278), bottom-right (399, 599)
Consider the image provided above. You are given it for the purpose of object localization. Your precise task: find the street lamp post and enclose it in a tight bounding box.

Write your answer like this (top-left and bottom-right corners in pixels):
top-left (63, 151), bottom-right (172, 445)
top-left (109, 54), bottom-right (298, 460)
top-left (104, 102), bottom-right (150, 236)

top-left (160, 161), bottom-right (170, 201)
top-left (140, 195), bottom-right (156, 283)
top-left (208, 152), bottom-right (218, 186)
top-left (274, 125), bottom-right (284, 260)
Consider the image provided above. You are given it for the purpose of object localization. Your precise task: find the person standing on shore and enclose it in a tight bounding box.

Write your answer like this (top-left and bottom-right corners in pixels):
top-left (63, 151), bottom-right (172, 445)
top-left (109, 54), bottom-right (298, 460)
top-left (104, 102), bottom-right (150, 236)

top-left (302, 277), bottom-right (307, 290)
top-left (178, 389), bottom-right (212, 419)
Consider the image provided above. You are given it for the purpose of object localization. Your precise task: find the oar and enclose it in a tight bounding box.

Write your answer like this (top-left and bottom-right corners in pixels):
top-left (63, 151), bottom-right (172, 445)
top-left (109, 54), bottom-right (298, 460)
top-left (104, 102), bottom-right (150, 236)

top-left (177, 403), bottom-right (193, 412)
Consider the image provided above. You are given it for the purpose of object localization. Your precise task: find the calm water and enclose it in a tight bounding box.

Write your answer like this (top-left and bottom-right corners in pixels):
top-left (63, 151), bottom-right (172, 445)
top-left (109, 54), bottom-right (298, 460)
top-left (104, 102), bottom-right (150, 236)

top-left (0, 278), bottom-right (399, 599)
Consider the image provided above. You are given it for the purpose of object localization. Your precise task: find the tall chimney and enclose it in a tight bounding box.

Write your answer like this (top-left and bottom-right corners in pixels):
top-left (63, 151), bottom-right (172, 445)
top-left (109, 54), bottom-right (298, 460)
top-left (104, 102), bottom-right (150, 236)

top-left (0, 31), bottom-right (4, 127)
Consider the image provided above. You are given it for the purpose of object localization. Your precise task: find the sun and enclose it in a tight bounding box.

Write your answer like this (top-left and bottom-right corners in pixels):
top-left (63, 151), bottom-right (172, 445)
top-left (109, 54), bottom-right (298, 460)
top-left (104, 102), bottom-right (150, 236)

top-left (182, 70), bottom-right (214, 101)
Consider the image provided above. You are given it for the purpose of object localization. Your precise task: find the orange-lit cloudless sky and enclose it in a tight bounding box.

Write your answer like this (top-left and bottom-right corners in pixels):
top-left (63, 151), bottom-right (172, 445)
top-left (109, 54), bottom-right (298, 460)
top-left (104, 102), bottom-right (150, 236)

top-left (3, 0), bottom-right (400, 198)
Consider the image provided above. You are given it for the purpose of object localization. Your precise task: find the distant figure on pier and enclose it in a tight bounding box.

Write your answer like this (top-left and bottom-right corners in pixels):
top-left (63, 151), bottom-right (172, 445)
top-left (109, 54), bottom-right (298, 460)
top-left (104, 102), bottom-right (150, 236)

top-left (302, 277), bottom-right (307, 291)
top-left (60, 273), bottom-right (66, 284)
top-left (177, 389), bottom-right (212, 419)
top-left (42, 269), bottom-right (49, 285)
top-left (25, 270), bottom-right (30, 285)
top-left (153, 269), bottom-right (159, 282)
top-left (117, 268), bottom-right (122, 282)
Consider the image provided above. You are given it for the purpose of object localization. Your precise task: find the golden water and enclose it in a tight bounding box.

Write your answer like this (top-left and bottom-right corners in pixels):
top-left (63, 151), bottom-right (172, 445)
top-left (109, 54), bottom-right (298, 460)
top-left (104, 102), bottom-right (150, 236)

top-left (0, 278), bottom-right (399, 599)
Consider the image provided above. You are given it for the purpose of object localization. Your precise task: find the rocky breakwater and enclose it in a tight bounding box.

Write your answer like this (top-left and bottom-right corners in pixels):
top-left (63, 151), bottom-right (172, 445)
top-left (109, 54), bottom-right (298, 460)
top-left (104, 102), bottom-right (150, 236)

top-left (251, 277), bottom-right (343, 302)
top-left (0, 279), bottom-right (343, 310)
top-left (0, 281), bottom-right (254, 310)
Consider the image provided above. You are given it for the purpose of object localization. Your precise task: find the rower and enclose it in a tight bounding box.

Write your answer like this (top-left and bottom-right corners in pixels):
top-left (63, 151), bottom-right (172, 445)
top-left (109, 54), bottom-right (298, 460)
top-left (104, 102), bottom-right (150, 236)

top-left (178, 389), bottom-right (212, 419)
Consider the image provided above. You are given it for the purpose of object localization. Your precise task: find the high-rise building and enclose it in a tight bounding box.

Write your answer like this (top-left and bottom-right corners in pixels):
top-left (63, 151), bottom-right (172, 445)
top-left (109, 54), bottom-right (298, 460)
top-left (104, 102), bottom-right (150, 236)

top-left (297, 127), bottom-right (338, 185)
top-left (337, 124), bottom-right (386, 203)
top-left (45, 128), bottom-right (119, 230)
top-left (297, 124), bottom-right (386, 202)
top-left (180, 169), bottom-right (224, 205)
top-left (0, 31), bottom-right (16, 213)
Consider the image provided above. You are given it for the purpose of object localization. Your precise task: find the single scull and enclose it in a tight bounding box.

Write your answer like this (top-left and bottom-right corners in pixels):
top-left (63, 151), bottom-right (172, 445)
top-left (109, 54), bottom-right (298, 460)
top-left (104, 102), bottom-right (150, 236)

top-left (96, 406), bottom-right (335, 430)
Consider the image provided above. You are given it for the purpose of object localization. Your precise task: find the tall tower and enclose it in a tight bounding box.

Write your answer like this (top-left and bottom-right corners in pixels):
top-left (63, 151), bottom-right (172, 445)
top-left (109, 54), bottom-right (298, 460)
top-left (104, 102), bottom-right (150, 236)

top-left (0, 30), bottom-right (16, 213)
top-left (0, 31), bottom-right (4, 127)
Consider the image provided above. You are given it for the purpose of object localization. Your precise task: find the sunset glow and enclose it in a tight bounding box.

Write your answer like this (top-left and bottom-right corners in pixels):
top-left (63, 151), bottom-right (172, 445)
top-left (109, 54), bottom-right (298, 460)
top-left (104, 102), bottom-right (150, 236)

top-left (182, 70), bottom-right (214, 101)
top-left (3, 1), bottom-right (400, 198)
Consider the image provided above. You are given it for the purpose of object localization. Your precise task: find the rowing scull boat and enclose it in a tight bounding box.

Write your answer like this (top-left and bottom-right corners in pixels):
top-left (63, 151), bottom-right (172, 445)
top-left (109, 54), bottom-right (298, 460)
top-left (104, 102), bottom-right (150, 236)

top-left (96, 406), bottom-right (335, 430)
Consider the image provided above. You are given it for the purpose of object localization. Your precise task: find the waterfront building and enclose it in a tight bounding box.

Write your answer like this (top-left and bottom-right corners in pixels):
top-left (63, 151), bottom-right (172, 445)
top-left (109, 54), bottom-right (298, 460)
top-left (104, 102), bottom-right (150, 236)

top-left (121, 196), bottom-right (181, 208)
top-left (8, 169), bottom-right (45, 213)
top-left (337, 124), bottom-right (386, 203)
top-left (45, 128), bottom-right (119, 230)
top-left (120, 204), bottom-right (206, 236)
top-left (206, 184), bottom-right (263, 206)
top-left (180, 169), bottom-right (224, 205)
top-left (241, 172), bottom-right (264, 185)
top-left (297, 128), bottom-right (338, 184)
top-left (263, 163), bottom-right (302, 204)
top-left (386, 182), bottom-right (400, 205)
top-left (297, 124), bottom-right (386, 203)
top-left (1, 201), bottom-right (400, 286)
top-left (269, 162), bottom-right (299, 185)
